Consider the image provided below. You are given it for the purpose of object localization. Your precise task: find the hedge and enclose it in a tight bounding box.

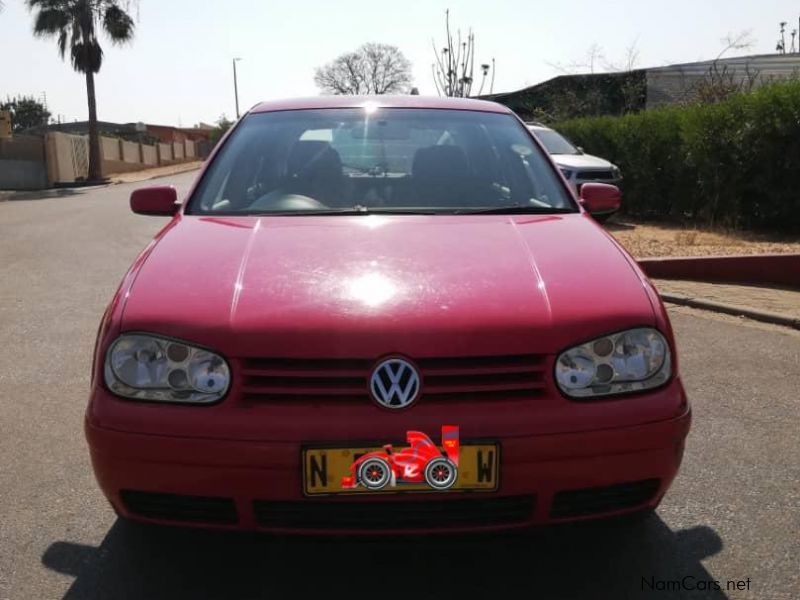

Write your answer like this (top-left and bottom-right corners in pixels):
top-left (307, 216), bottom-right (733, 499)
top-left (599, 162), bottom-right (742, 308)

top-left (556, 81), bottom-right (800, 233)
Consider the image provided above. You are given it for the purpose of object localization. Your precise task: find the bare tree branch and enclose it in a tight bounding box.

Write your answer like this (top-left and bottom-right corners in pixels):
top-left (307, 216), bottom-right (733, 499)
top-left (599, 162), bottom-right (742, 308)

top-left (314, 43), bottom-right (412, 95)
top-left (432, 10), bottom-right (492, 97)
top-left (717, 30), bottom-right (755, 60)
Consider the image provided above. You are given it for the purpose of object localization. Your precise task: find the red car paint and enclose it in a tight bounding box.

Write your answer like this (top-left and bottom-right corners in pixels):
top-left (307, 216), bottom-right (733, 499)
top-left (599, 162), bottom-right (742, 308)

top-left (341, 426), bottom-right (460, 490)
top-left (86, 96), bottom-right (690, 534)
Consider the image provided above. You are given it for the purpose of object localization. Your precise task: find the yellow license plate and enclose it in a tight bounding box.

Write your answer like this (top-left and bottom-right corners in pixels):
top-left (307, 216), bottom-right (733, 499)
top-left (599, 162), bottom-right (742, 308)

top-left (303, 443), bottom-right (499, 496)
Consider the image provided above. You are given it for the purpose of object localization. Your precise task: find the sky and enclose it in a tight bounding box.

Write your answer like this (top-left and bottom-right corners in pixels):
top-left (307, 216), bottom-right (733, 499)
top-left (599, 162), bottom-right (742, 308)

top-left (1, 0), bottom-right (799, 127)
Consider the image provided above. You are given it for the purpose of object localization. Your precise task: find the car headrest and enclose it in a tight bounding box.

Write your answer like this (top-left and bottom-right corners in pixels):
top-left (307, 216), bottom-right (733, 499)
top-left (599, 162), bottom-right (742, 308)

top-left (287, 140), bottom-right (343, 182)
top-left (412, 145), bottom-right (469, 183)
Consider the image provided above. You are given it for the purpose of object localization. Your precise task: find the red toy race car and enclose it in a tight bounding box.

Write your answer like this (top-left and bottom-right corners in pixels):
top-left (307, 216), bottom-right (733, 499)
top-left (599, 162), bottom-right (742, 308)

top-left (342, 426), bottom-right (460, 491)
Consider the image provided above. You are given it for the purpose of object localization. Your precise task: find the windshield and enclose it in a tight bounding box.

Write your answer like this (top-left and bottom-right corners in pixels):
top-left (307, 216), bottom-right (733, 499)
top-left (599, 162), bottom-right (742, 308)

top-left (531, 128), bottom-right (580, 155)
top-left (186, 108), bottom-right (576, 215)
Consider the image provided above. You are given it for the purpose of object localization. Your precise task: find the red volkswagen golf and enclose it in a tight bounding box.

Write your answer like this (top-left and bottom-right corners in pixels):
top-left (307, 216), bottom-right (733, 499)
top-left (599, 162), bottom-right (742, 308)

top-left (86, 96), bottom-right (690, 534)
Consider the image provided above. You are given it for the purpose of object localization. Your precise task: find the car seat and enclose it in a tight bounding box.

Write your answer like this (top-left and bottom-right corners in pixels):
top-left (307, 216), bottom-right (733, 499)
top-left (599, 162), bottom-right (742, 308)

top-left (284, 140), bottom-right (344, 206)
top-left (411, 145), bottom-right (480, 207)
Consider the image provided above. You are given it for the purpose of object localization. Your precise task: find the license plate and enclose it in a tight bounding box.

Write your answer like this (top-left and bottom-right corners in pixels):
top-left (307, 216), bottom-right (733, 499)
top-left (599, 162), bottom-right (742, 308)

top-left (303, 443), bottom-right (499, 496)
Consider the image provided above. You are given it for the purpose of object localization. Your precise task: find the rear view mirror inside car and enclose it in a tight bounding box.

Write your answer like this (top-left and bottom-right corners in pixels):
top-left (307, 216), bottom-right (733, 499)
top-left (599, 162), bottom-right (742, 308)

top-left (351, 120), bottom-right (410, 140)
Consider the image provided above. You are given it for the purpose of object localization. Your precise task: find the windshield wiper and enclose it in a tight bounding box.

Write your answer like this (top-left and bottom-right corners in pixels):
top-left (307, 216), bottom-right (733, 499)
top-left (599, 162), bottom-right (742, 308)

top-left (454, 206), bottom-right (576, 215)
top-left (248, 207), bottom-right (437, 216)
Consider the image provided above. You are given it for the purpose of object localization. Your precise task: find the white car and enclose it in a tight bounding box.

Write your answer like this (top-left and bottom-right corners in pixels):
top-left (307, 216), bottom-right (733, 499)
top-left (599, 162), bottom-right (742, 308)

top-left (528, 123), bottom-right (622, 221)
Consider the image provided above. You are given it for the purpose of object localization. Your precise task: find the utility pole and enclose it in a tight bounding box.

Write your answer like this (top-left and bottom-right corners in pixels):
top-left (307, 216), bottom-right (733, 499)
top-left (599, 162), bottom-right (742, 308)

top-left (233, 58), bottom-right (242, 119)
top-left (41, 91), bottom-right (48, 127)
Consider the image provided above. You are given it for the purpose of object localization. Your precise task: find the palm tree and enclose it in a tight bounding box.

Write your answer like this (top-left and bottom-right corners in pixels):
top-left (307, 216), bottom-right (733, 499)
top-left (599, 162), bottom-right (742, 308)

top-left (27, 1), bottom-right (136, 181)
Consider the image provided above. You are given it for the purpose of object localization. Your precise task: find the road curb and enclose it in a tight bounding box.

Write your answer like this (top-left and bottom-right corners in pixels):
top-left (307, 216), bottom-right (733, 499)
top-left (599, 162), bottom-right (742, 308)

top-left (109, 162), bottom-right (203, 185)
top-left (639, 254), bottom-right (800, 288)
top-left (661, 293), bottom-right (800, 330)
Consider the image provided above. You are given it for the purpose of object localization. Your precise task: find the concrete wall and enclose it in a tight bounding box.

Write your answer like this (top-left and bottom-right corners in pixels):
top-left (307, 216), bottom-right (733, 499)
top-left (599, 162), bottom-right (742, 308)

top-left (43, 131), bottom-right (198, 185)
top-left (101, 137), bottom-right (120, 161)
top-left (121, 141), bottom-right (140, 163)
top-left (0, 135), bottom-right (45, 162)
top-left (159, 143), bottom-right (172, 162)
top-left (46, 132), bottom-right (89, 183)
top-left (0, 159), bottom-right (48, 190)
top-left (0, 136), bottom-right (48, 190)
top-left (142, 145), bottom-right (157, 166)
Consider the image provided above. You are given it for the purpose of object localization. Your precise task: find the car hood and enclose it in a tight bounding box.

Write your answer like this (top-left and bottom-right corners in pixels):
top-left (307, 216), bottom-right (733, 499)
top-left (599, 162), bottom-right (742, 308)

top-left (122, 213), bottom-right (654, 357)
top-left (550, 153), bottom-right (614, 170)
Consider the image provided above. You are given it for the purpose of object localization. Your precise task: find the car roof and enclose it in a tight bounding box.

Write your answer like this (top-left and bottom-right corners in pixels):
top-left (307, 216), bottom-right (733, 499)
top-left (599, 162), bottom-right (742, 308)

top-left (250, 95), bottom-right (512, 114)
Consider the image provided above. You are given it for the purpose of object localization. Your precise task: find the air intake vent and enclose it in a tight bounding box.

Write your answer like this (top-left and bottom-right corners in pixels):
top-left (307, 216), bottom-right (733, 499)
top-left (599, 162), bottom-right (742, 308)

top-left (121, 490), bottom-right (238, 525)
top-left (550, 479), bottom-right (660, 519)
top-left (253, 496), bottom-right (535, 530)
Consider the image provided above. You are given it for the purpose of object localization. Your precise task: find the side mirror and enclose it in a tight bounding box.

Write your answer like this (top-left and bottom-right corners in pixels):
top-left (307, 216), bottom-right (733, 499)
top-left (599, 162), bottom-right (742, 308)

top-left (576, 146), bottom-right (585, 154)
top-left (130, 186), bottom-right (179, 216)
top-left (383, 444), bottom-right (393, 455)
top-left (580, 183), bottom-right (621, 216)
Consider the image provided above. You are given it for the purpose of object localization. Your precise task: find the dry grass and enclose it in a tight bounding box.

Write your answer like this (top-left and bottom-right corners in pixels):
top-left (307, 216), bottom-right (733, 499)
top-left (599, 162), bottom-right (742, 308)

top-left (608, 220), bottom-right (800, 259)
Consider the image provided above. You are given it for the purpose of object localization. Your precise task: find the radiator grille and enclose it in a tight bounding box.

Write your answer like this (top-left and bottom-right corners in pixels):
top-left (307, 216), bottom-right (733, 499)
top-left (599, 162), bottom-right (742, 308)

top-left (577, 170), bottom-right (615, 181)
top-left (239, 354), bottom-right (547, 403)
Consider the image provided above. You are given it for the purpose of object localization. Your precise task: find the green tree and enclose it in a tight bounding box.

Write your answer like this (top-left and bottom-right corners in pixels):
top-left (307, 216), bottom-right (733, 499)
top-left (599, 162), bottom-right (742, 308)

top-left (1, 96), bottom-right (52, 132)
top-left (27, 0), bottom-right (136, 180)
top-left (210, 114), bottom-right (234, 144)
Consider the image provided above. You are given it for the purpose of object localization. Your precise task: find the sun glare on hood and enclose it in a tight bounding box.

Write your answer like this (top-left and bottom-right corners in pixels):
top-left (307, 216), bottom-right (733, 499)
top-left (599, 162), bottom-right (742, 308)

top-left (345, 272), bottom-right (398, 307)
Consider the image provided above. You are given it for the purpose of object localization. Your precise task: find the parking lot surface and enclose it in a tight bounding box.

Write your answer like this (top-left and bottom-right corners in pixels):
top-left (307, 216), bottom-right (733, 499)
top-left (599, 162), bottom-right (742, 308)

top-left (1, 172), bottom-right (798, 599)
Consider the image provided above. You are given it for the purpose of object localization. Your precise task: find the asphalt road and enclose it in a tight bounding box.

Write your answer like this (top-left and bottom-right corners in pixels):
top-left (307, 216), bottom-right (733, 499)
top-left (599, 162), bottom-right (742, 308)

top-left (1, 173), bottom-right (798, 600)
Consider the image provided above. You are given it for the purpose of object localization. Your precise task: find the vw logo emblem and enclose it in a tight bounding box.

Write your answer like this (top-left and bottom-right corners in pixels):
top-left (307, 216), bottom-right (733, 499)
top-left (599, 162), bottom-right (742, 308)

top-left (370, 358), bottom-right (420, 409)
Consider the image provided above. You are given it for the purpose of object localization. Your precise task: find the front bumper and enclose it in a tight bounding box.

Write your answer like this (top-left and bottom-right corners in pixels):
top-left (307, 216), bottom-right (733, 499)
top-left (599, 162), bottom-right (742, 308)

top-left (86, 406), bottom-right (691, 534)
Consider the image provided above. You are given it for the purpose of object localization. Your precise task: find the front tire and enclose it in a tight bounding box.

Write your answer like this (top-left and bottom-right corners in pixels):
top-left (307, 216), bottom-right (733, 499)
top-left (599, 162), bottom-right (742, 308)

top-left (424, 458), bottom-right (458, 490)
top-left (358, 457), bottom-right (392, 490)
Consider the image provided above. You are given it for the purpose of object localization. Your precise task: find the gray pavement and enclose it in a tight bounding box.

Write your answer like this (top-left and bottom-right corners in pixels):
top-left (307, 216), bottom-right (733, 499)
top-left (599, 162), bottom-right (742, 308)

top-left (653, 280), bottom-right (800, 330)
top-left (0, 173), bottom-right (798, 600)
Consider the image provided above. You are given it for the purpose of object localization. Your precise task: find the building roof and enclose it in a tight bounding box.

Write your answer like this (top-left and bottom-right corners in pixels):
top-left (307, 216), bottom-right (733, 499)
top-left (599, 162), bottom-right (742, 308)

top-left (250, 95), bottom-right (510, 114)
top-left (481, 71), bottom-right (642, 103)
top-left (647, 52), bottom-right (800, 74)
top-left (484, 53), bottom-right (800, 102)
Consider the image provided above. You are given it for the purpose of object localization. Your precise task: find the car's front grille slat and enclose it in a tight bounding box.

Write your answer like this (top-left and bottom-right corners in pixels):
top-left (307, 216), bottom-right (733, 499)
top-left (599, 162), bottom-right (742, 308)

top-left (577, 170), bottom-right (615, 180)
top-left (238, 354), bottom-right (547, 403)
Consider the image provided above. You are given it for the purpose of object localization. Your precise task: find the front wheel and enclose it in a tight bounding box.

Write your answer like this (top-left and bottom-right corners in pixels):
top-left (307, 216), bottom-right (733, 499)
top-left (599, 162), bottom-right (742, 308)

top-left (424, 458), bottom-right (458, 490)
top-left (358, 457), bottom-right (392, 490)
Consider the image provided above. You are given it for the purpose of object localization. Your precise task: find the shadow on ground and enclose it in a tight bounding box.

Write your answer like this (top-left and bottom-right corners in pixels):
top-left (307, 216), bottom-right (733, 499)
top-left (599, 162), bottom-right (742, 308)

top-left (604, 220), bottom-right (637, 232)
top-left (43, 515), bottom-right (726, 600)
top-left (0, 188), bottom-right (94, 202)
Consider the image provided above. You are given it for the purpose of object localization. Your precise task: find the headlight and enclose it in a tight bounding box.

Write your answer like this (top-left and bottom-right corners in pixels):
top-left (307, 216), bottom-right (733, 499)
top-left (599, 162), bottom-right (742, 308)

top-left (555, 328), bottom-right (671, 398)
top-left (104, 334), bottom-right (230, 404)
top-left (560, 168), bottom-right (574, 180)
top-left (611, 165), bottom-right (622, 179)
